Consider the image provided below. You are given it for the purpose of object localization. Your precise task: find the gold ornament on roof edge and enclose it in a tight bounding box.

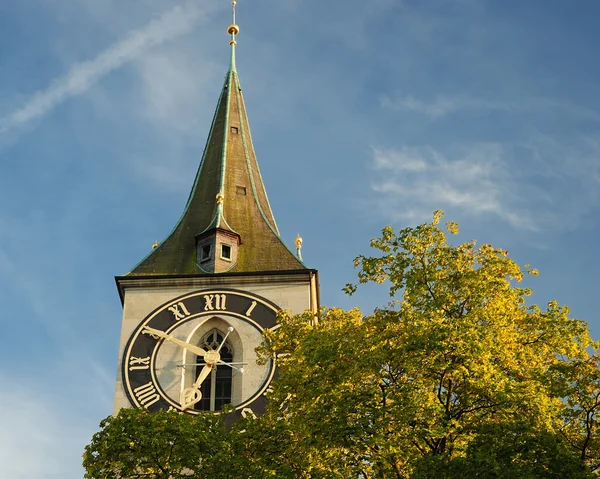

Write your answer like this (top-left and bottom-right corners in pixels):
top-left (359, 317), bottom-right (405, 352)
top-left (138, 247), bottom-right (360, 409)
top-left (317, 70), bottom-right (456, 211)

top-left (216, 192), bottom-right (225, 205)
top-left (295, 234), bottom-right (303, 249)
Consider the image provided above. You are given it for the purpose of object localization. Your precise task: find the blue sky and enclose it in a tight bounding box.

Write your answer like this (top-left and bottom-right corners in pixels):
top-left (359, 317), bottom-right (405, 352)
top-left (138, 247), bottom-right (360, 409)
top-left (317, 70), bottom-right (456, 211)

top-left (1, 0), bottom-right (599, 477)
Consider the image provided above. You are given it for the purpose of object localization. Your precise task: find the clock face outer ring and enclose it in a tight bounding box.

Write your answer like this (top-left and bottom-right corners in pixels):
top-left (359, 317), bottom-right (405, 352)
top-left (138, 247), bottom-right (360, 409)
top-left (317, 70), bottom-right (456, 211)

top-left (122, 288), bottom-right (280, 414)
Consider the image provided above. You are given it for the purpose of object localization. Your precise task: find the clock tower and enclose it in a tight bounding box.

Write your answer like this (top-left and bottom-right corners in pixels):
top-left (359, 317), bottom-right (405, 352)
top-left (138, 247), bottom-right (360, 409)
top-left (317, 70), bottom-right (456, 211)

top-left (113, 2), bottom-right (319, 418)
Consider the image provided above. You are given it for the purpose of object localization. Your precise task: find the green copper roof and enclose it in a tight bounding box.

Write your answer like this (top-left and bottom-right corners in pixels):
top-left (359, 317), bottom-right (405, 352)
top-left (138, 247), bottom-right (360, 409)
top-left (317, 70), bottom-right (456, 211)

top-left (127, 46), bottom-right (305, 275)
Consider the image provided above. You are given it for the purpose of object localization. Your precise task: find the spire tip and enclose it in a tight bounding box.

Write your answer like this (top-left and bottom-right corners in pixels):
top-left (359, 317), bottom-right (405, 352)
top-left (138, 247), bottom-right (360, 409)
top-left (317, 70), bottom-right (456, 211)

top-left (227, 0), bottom-right (239, 70)
top-left (227, 0), bottom-right (239, 39)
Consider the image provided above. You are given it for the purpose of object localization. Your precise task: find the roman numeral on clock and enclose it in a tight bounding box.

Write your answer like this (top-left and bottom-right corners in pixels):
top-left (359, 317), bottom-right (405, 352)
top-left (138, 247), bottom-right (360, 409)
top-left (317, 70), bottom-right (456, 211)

top-left (245, 300), bottom-right (257, 317)
top-left (204, 294), bottom-right (227, 311)
top-left (128, 356), bottom-right (150, 371)
top-left (168, 301), bottom-right (191, 321)
top-left (241, 407), bottom-right (257, 419)
top-left (133, 382), bottom-right (160, 408)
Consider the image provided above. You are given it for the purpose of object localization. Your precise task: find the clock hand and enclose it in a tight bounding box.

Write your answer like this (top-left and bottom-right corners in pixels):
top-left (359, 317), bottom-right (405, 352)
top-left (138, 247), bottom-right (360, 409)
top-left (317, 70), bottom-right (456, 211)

top-left (180, 330), bottom-right (235, 410)
top-left (142, 326), bottom-right (207, 358)
top-left (193, 363), bottom-right (213, 388)
top-left (213, 327), bottom-right (244, 372)
top-left (217, 360), bottom-right (245, 373)
top-left (181, 363), bottom-right (213, 410)
top-left (216, 326), bottom-right (234, 353)
top-left (180, 387), bottom-right (202, 410)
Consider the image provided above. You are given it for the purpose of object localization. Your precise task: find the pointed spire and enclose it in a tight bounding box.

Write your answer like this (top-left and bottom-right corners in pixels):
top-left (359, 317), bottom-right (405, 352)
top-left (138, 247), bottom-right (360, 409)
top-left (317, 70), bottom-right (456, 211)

top-left (127, 1), bottom-right (305, 275)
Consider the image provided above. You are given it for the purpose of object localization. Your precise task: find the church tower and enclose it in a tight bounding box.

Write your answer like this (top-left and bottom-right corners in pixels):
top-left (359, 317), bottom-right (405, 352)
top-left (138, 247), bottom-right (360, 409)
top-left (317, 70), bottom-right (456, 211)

top-left (113, 2), bottom-right (319, 418)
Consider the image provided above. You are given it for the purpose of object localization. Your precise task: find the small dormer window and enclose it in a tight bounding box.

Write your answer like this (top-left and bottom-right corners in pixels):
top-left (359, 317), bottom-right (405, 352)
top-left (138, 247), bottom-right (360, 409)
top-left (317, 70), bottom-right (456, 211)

top-left (221, 244), bottom-right (232, 260)
top-left (200, 244), bottom-right (211, 262)
top-left (230, 126), bottom-right (239, 134)
top-left (236, 186), bottom-right (246, 196)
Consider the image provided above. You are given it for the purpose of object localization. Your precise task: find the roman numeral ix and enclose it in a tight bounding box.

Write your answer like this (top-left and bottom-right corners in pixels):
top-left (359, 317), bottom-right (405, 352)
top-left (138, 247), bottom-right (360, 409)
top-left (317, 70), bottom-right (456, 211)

top-left (128, 356), bottom-right (150, 371)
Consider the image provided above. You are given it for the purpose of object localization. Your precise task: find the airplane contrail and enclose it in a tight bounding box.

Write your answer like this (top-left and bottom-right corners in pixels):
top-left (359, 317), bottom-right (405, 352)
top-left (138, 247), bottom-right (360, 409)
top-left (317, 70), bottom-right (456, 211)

top-left (0, 1), bottom-right (211, 137)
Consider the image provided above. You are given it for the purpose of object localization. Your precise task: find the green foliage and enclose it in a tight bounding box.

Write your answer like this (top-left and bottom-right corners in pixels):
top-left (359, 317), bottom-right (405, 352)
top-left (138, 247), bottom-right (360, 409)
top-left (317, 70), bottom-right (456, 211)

top-left (85, 212), bottom-right (600, 478)
top-left (557, 355), bottom-right (600, 473)
top-left (261, 211), bottom-right (600, 477)
top-left (82, 408), bottom-right (262, 479)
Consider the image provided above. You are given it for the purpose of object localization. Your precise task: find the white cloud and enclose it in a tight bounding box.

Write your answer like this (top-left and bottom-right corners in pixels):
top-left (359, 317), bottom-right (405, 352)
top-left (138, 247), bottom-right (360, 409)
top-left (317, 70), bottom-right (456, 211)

top-left (369, 145), bottom-right (537, 229)
top-left (369, 134), bottom-right (600, 232)
top-left (373, 147), bottom-right (430, 172)
top-left (0, 1), bottom-right (213, 139)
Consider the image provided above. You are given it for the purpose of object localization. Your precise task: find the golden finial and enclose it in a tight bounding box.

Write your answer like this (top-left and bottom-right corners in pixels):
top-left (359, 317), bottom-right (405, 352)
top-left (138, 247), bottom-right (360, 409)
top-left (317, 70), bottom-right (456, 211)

top-left (295, 234), bottom-right (303, 261)
top-left (227, 1), bottom-right (239, 39)
top-left (152, 240), bottom-right (159, 249)
top-left (216, 192), bottom-right (225, 205)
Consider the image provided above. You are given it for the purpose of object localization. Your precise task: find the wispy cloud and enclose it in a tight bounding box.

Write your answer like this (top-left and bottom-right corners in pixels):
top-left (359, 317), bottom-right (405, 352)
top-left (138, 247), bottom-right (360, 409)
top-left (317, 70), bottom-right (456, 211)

top-left (369, 133), bottom-right (600, 232)
top-left (380, 94), bottom-right (517, 118)
top-left (0, 1), bottom-right (212, 140)
top-left (369, 145), bottom-right (537, 229)
top-left (381, 93), bottom-right (600, 122)
top-left (136, 50), bottom-right (215, 131)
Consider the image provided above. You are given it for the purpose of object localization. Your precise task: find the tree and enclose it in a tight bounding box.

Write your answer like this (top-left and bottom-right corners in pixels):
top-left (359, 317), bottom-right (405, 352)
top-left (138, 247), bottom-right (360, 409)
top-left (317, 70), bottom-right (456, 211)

top-left (83, 406), bottom-right (294, 478)
top-left (85, 211), bottom-right (600, 478)
top-left (258, 211), bottom-right (599, 477)
top-left (83, 408), bottom-right (258, 479)
top-left (557, 354), bottom-right (600, 472)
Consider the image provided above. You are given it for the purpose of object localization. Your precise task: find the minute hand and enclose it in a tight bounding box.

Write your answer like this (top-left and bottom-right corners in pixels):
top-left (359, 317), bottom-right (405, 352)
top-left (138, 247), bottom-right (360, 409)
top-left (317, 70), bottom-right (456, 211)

top-left (181, 363), bottom-right (213, 410)
top-left (142, 326), bottom-right (207, 357)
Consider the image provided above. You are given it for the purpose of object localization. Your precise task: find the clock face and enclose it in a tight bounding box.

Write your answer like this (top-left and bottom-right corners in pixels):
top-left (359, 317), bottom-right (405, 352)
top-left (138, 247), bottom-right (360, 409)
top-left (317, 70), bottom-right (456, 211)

top-left (122, 288), bottom-right (279, 416)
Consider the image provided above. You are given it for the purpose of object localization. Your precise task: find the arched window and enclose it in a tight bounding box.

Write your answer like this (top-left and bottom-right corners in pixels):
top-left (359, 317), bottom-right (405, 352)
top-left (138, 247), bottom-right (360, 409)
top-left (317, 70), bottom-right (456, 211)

top-left (194, 329), bottom-right (233, 411)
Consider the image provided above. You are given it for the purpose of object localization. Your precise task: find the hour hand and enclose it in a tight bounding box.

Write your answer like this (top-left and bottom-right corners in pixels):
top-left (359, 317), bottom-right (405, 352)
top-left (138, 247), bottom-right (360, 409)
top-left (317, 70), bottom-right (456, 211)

top-left (142, 326), bottom-right (168, 340)
top-left (142, 326), bottom-right (207, 357)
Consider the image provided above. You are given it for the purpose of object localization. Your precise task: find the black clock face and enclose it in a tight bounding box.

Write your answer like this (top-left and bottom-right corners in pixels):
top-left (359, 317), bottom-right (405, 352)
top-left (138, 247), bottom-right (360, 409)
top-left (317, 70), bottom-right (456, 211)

top-left (122, 289), bottom-right (279, 416)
